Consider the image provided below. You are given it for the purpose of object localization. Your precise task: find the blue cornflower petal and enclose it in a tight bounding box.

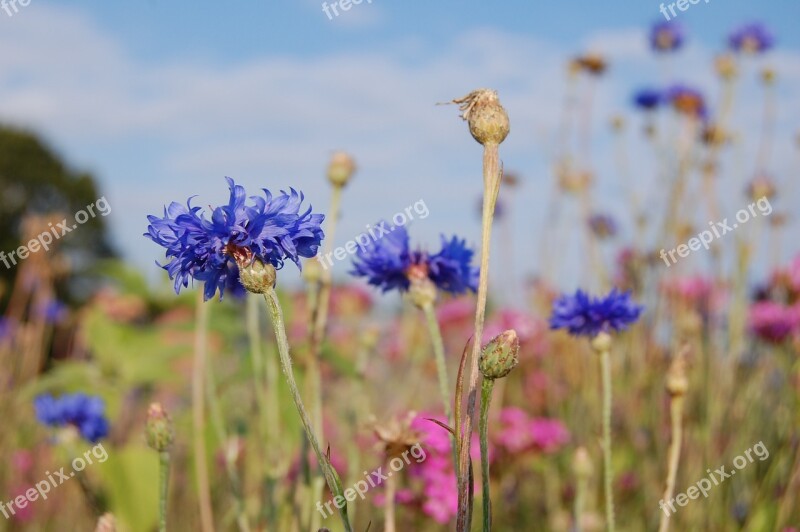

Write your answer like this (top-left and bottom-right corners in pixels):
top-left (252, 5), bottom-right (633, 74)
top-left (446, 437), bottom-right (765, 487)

top-left (632, 88), bottom-right (662, 111)
top-left (350, 224), bottom-right (478, 295)
top-left (145, 178), bottom-right (325, 300)
top-left (728, 22), bottom-right (774, 53)
top-left (550, 288), bottom-right (643, 337)
top-left (428, 236), bottom-right (479, 294)
top-left (34, 393), bottom-right (110, 443)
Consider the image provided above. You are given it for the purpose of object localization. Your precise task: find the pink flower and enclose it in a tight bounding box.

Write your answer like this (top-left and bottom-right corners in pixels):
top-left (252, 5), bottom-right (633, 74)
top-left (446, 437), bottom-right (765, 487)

top-left (483, 309), bottom-right (549, 356)
top-left (407, 413), bottom-right (485, 524)
top-left (495, 407), bottom-right (569, 454)
top-left (749, 301), bottom-right (800, 343)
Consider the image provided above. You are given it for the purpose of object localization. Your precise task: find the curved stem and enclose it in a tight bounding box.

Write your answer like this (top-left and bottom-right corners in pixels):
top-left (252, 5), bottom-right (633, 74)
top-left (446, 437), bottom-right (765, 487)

top-left (479, 379), bottom-right (494, 532)
top-left (658, 395), bottom-right (684, 532)
top-left (193, 292), bottom-right (215, 532)
top-left (263, 289), bottom-right (353, 532)
top-left (600, 349), bottom-right (615, 532)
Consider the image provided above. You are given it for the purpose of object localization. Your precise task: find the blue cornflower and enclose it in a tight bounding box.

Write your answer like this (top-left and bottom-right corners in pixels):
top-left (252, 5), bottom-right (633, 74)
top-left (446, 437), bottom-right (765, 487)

top-left (632, 88), bottom-right (662, 111)
top-left (650, 21), bottom-right (685, 52)
top-left (350, 223), bottom-right (478, 295)
top-left (34, 393), bottom-right (110, 443)
top-left (729, 22), bottom-right (774, 54)
top-left (145, 177), bottom-right (325, 300)
top-left (550, 288), bottom-right (643, 337)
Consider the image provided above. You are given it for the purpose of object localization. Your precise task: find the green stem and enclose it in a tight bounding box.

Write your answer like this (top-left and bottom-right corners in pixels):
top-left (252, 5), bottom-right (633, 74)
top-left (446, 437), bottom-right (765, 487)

top-left (421, 303), bottom-right (454, 431)
top-left (479, 378), bottom-right (494, 532)
top-left (192, 292), bottom-right (215, 532)
top-left (600, 349), bottom-right (615, 532)
top-left (263, 289), bottom-right (352, 532)
top-left (159, 451), bottom-right (171, 532)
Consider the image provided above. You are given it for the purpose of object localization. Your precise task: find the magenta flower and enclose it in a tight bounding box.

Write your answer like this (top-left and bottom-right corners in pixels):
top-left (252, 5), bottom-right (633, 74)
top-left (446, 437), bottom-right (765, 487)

top-left (748, 301), bottom-right (800, 343)
top-left (494, 407), bottom-right (569, 454)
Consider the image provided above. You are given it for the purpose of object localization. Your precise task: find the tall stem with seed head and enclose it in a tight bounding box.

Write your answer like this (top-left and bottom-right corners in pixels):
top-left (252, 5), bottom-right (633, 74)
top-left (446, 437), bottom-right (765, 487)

top-left (659, 345), bottom-right (689, 532)
top-left (450, 88), bottom-right (508, 532)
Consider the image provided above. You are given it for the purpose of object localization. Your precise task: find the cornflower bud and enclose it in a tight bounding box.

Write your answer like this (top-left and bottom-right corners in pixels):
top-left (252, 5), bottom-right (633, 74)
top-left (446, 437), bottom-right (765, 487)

top-left (146, 403), bottom-right (174, 453)
top-left (239, 259), bottom-right (277, 295)
top-left (479, 329), bottom-right (519, 380)
top-left (327, 151), bottom-right (356, 188)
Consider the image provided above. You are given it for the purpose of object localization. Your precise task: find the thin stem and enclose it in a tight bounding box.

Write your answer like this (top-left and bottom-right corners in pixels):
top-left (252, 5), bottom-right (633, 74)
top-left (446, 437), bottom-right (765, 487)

top-left (159, 451), bottom-right (171, 532)
top-left (384, 470), bottom-right (396, 532)
top-left (479, 378), bottom-right (494, 532)
top-left (193, 292), bottom-right (215, 532)
top-left (308, 183), bottom-right (344, 531)
top-left (574, 475), bottom-right (587, 532)
top-left (658, 395), bottom-right (684, 532)
top-left (457, 142), bottom-right (501, 532)
top-left (205, 359), bottom-right (251, 532)
top-left (600, 349), bottom-right (615, 532)
top-left (263, 289), bottom-right (353, 532)
top-left (421, 303), bottom-right (453, 430)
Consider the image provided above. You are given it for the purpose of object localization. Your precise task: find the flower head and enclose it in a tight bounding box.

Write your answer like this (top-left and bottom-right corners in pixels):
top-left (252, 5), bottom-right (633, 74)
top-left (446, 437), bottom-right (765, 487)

top-left (749, 301), bottom-right (800, 343)
top-left (650, 21), bottom-right (685, 52)
top-left (666, 84), bottom-right (708, 120)
top-left (550, 288), bottom-right (643, 337)
top-left (729, 22), bottom-right (775, 54)
top-left (633, 88), bottom-right (662, 111)
top-left (145, 177), bottom-right (324, 300)
top-left (350, 224), bottom-right (478, 296)
top-left (34, 393), bottom-right (110, 443)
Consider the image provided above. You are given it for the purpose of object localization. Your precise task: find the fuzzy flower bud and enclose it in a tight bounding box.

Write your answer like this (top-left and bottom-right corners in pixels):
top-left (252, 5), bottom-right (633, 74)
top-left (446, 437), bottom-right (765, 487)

top-left (302, 258), bottom-right (323, 284)
top-left (479, 329), bottom-right (519, 380)
top-left (572, 447), bottom-right (593, 479)
top-left (239, 259), bottom-right (277, 294)
top-left (590, 332), bottom-right (613, 354)
top-left (145, 403), bottom-right (174, 452)
top-left (327, 151), bottom-right (356, 188)
top-left (408, 275), bottom-right (438, 309)
top-left (453, 89), bottom-right (510, 146)
top-left (94, 513), bottom-right (116, 532)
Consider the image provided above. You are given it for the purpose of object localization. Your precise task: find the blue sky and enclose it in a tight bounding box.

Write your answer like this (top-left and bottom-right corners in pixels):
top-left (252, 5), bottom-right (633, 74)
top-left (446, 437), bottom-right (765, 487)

top-left (0, 0), bottom-right (797, 294)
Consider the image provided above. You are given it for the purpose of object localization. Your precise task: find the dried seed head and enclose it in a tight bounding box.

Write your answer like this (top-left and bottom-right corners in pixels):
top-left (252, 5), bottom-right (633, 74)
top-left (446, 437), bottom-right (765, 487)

top-left (452, 89), bottom-right (510, 146)
top-left (327, 151), bottom-right (356, 188)
top-left (239, 259), bottom-right (277, 294)
top-left (372, 411), bottom-right (422, 460)
top-left (761, 68), bottom-right (776, 85)
top-left (666, 348), bottom-right (690, 397)
top-left (302, 258), bottom-right (323, 284)
top-left (715, 53), bottom-right (738, 80)
top-left (479, 329), bottom-right (520, 380)
top-left (145, 403), bottom-right (174, 452)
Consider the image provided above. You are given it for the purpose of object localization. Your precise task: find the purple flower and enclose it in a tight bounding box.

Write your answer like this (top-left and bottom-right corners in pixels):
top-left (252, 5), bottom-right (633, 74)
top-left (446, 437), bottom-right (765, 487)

top-left (633, 88), bottom-right (662, 111)
top-left (666, 84), bottom-right (708, 120)
top-left (550, 288), bottom-right (643, 337)
top-left (34, 393), bottom-right (110, 443)
top-left (350, 223), bottom-right (478, 295)
top-left (650, 21), bottom-right (685, 52)
top-left (729, 22), bottom-right (774, 54)
top-left (588, 213), bottom-right (617, 239)
top-left (145, 177), bottom-right (324, 300)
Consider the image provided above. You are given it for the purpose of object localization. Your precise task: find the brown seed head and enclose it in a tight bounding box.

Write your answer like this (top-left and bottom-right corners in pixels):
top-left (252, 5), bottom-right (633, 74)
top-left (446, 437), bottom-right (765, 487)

top-left (452, 89), bottom-right (510, 146)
